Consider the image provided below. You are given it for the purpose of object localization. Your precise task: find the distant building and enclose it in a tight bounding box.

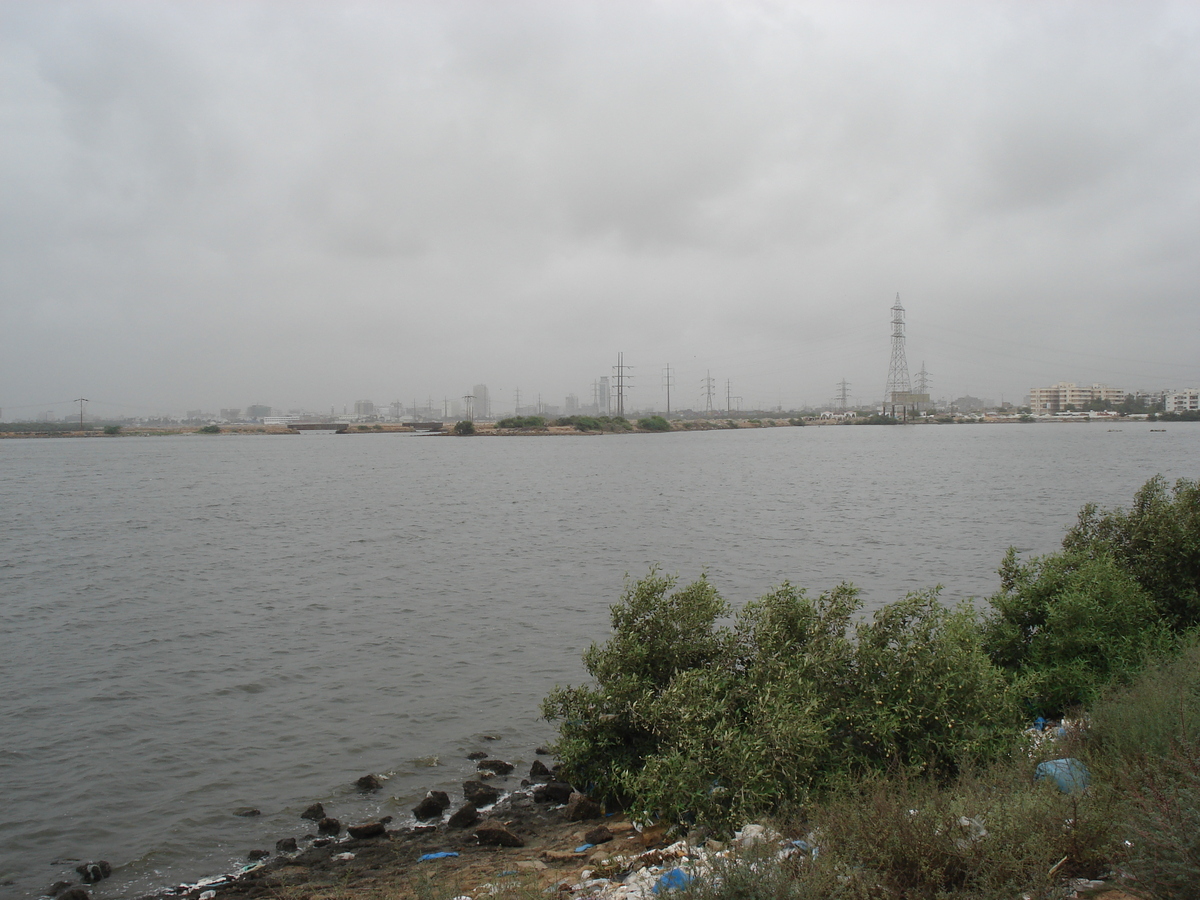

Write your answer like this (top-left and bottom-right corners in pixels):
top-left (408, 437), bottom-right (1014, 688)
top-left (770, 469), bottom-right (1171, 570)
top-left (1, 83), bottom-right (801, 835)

top-left (565, 393), bottom-right (579, 414)
top-left (220, 408), bottom-right (241, 420)
top-left (1028, 382), bottom-right (1124, 415)
top-left (353, 400), bottom-right (376, 418)
top-left (245, 404), bottom-right (272, 420)
top-left (597, 377), bottom-right (611, 415)
top-left (472, 384), bottom-right (490, 419)
top-left (1164, 389), bottom-right (1200, 413)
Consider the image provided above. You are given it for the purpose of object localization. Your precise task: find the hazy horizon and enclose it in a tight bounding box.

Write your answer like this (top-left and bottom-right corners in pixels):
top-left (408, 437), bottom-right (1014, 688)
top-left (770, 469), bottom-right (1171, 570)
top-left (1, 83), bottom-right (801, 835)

top-left (3, 1), bottom-right (1198, 420)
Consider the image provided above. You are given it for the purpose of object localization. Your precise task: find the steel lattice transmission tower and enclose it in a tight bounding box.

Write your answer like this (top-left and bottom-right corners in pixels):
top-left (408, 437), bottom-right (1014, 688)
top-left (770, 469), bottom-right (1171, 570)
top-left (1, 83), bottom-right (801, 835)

top-left (884, 293), bottom-right (912, 418)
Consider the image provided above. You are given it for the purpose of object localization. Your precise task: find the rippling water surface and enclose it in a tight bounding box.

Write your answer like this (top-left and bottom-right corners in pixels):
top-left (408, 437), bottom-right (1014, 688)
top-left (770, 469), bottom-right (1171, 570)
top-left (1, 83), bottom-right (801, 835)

top-left (1, 424), bottom-right (1195, 898)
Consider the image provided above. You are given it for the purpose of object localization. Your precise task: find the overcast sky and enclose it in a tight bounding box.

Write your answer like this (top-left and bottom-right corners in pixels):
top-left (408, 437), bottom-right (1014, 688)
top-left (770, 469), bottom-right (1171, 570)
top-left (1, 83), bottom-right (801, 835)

top-left (2, 0), bottom-right (1198, 417)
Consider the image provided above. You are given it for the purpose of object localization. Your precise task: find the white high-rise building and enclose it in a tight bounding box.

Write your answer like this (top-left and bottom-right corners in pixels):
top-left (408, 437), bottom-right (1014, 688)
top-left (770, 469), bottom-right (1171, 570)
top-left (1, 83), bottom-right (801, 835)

top-left (472, 384), bottom-right (490, 419)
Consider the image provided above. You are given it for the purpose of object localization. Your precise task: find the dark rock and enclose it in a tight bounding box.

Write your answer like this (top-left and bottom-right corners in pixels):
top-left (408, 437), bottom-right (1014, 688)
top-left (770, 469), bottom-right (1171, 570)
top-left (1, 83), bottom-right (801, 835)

top-left (347, 821), bottom-right (387, 839)
top-left (380, 815), bottom-right (394, 824)
top-left (411, 824), bottom-right (438, 834)
top-left (584, 825), bottom-right (614, 845)
top-left (312, 838), bottom-right (333, 848)
top-left (355, 774), bottom-right (382, 792)
top-left (475, 821), bottom-right (524, 847)
top-left (467, 751), bottom-right (488, 760)
top-left (300, 802), bottom-right (326, 821)
top-left (412, 791), bottom-right (450, 820)
top-left (75, 862), bottom-right (111, 883)
top-left (463, 779), bottom-right (500, 806)
top-left (247, 849), bottom-right (270, 860)
top-left (533, 781), bottom-right (574, 804)
top-left (318, 817), bottom-right (342, 835)
top-left (477, 759), bottom-right (514, 775)
top-left (47, 881), bottom-right (76, 897)
top-left (565, 792), bottom-right (602, 821)
top-left (57, 890), bottom-right (90, 900)
top-left (529, 760), bottom-right (552, 783)
top-left (447, 802), bottom-right (479, 829)
top-left (276, 838), bottom-right (298, 853)
top-left (233, 807), bottom-right (261, 817)
top-left (535, 746), bottom-right (551, 755)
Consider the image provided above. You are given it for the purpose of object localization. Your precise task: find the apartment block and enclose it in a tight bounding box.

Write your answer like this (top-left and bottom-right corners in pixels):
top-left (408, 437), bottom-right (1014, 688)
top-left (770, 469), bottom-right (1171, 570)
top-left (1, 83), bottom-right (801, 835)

top-left (1028, 382), bottom-right (1125, 414)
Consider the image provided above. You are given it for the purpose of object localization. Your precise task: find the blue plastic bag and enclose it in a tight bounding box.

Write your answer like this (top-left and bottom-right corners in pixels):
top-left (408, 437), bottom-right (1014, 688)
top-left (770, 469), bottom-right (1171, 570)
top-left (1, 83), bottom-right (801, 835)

top-left (1035, 758), bottom-right (1090, 793)
top-left (653, 869), bottom-right (693, 894)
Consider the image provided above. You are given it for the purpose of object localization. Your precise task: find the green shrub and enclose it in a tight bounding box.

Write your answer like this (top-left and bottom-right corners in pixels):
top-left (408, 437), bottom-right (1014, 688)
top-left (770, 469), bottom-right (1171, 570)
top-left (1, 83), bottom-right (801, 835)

top-left (1085, 636), bottom-right (1200, 765)
top-left (197, 424), bottom-right (221, 434)
top-left (983, 550), bottom-right (1174, 717)
top-left (571, 416), bottom-right (602, 432)
top-left (452, 420), bottom-right (476, 435)
top-left (496, 416), bottom-right (546, 429)
top-left (637, 415), bottom-right (672, 432)
top-left (543, 574), bottom-right (1024, 831)
top-left (103, 424), bottom-right (121, 435)
top-left (1063, 476), bottom-right (1200, 631)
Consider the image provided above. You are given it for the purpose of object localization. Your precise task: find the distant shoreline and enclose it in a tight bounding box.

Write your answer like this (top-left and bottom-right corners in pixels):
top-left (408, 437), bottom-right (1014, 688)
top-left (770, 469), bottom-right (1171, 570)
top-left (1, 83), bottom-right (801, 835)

top-left (0, 414), bottom-right (1173, 439)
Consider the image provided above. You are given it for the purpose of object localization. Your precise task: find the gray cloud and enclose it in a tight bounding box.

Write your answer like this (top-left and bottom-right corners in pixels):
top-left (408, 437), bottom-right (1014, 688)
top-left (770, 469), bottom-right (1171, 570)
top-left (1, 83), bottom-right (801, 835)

top-left (1, 0), bottom-right (1197, 416)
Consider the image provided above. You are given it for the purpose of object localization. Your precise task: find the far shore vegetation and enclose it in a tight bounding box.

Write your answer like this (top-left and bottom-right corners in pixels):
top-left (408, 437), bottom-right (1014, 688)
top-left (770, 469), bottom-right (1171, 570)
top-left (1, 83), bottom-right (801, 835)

top-left (541, 476), bottom-right (1200, 899)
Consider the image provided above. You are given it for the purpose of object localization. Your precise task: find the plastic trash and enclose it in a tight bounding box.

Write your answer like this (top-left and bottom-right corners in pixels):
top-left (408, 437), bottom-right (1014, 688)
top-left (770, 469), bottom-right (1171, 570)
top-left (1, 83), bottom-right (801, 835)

top-left (574, 843), bottom-right (595, 853)
top-left (418, 851), bottom-right (460, 861)
top-left (652, 868), bottom-right (693, 894)
top-left (1035, 758), bottom-right (1090, 793)
top-left (1034, 717), bottom-right (1046, 732)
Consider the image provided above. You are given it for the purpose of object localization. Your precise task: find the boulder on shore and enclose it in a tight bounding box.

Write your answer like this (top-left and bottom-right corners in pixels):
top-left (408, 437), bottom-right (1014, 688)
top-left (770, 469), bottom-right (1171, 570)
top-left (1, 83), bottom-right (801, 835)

top-left (448, 802), bottom-right (479, 829)
top-left (477, 758), bottom-right (514, 775)
top-left (412, 790), bottom-right (451, 820)
top-left (532, 781), bottom-right (573, 804)
top-left (565, 792), bottom-right (602, 821)
top-left (463, 779), bottom-right (500, 806)
top-left (300, 802), bottom-right (325, 821)
top-left (355, 774), bottom-right (382, 792)
top-left (474, 820), bottom-right (524, 847)
top-left (75, 862), bottom-right (111, 884)
top-left (528, 759), bottom-right (552, 782)
top-left (347, 821), bottom-right (387, 839)
top-left (318, 817), bottom-right (342, 835)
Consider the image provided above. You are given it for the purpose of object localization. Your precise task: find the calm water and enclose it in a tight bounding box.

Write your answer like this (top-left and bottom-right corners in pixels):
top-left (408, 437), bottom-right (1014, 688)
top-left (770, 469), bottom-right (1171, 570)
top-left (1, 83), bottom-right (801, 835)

top-left (0, 423), bottom-right (1195, 898)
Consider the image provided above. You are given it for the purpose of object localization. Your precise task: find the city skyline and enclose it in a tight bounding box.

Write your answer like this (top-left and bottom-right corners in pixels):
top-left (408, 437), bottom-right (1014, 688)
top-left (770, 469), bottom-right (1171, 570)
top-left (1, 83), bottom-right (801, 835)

top-left (3, 2), bottom-right (1199, 419)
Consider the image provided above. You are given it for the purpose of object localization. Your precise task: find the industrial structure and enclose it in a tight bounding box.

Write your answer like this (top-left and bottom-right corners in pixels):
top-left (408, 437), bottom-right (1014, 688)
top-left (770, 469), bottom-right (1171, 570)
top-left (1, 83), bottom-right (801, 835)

top-left (883, 294), bottom-right (929, 420)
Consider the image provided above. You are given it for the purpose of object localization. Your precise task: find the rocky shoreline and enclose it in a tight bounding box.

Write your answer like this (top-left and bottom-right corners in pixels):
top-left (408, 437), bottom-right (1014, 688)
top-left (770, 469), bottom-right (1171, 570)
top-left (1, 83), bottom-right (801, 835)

top-left (43, 749), bottom-right (666, 900)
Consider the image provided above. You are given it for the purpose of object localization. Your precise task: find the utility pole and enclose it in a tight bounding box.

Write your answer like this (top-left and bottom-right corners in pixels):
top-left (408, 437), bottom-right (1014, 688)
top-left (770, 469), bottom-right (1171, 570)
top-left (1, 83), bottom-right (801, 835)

top-left (702, 371), bottom-right (715, 416)
top-left (75, 397), bottom-right (88, 430)
top-left (462, 394), bottom-right (474, 419)
top-left (726, 379), bottom-right (733, 414)
top-left (513, 387), bottom-right (522, 416)
top-left (662, 364), bottom-right (674, 415)
top-left (613, 352), bottom-right (632, 417)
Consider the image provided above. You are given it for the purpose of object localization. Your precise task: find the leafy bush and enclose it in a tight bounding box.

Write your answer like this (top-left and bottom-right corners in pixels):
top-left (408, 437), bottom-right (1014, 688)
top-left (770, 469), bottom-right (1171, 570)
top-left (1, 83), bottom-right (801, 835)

top-left (1063, 476), bottom-right (1200, 631)
top-left (197, 424), bottom-right (221, 434)
top-left (103, 425), bottom-right (121, 435)
top-left (543, 574), bottom-right (1023, 831)
top-left (496, 416), bottom-right (546, 429)
top-left (452, 420), bottom-right (475, 435)
top-left (637, 415), bottom-right (672, 432)
top-left (982, 550), bottom-right (1173, 716)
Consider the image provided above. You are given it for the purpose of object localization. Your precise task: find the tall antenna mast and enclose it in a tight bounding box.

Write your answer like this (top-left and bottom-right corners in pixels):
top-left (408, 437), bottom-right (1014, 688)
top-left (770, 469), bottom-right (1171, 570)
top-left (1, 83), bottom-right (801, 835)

top-left (662, 364), bottom-right (674, 415)
top-left (884, 293), bottom-right (911, 420)
top-left (75, 397), bottom-right (88, 430)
